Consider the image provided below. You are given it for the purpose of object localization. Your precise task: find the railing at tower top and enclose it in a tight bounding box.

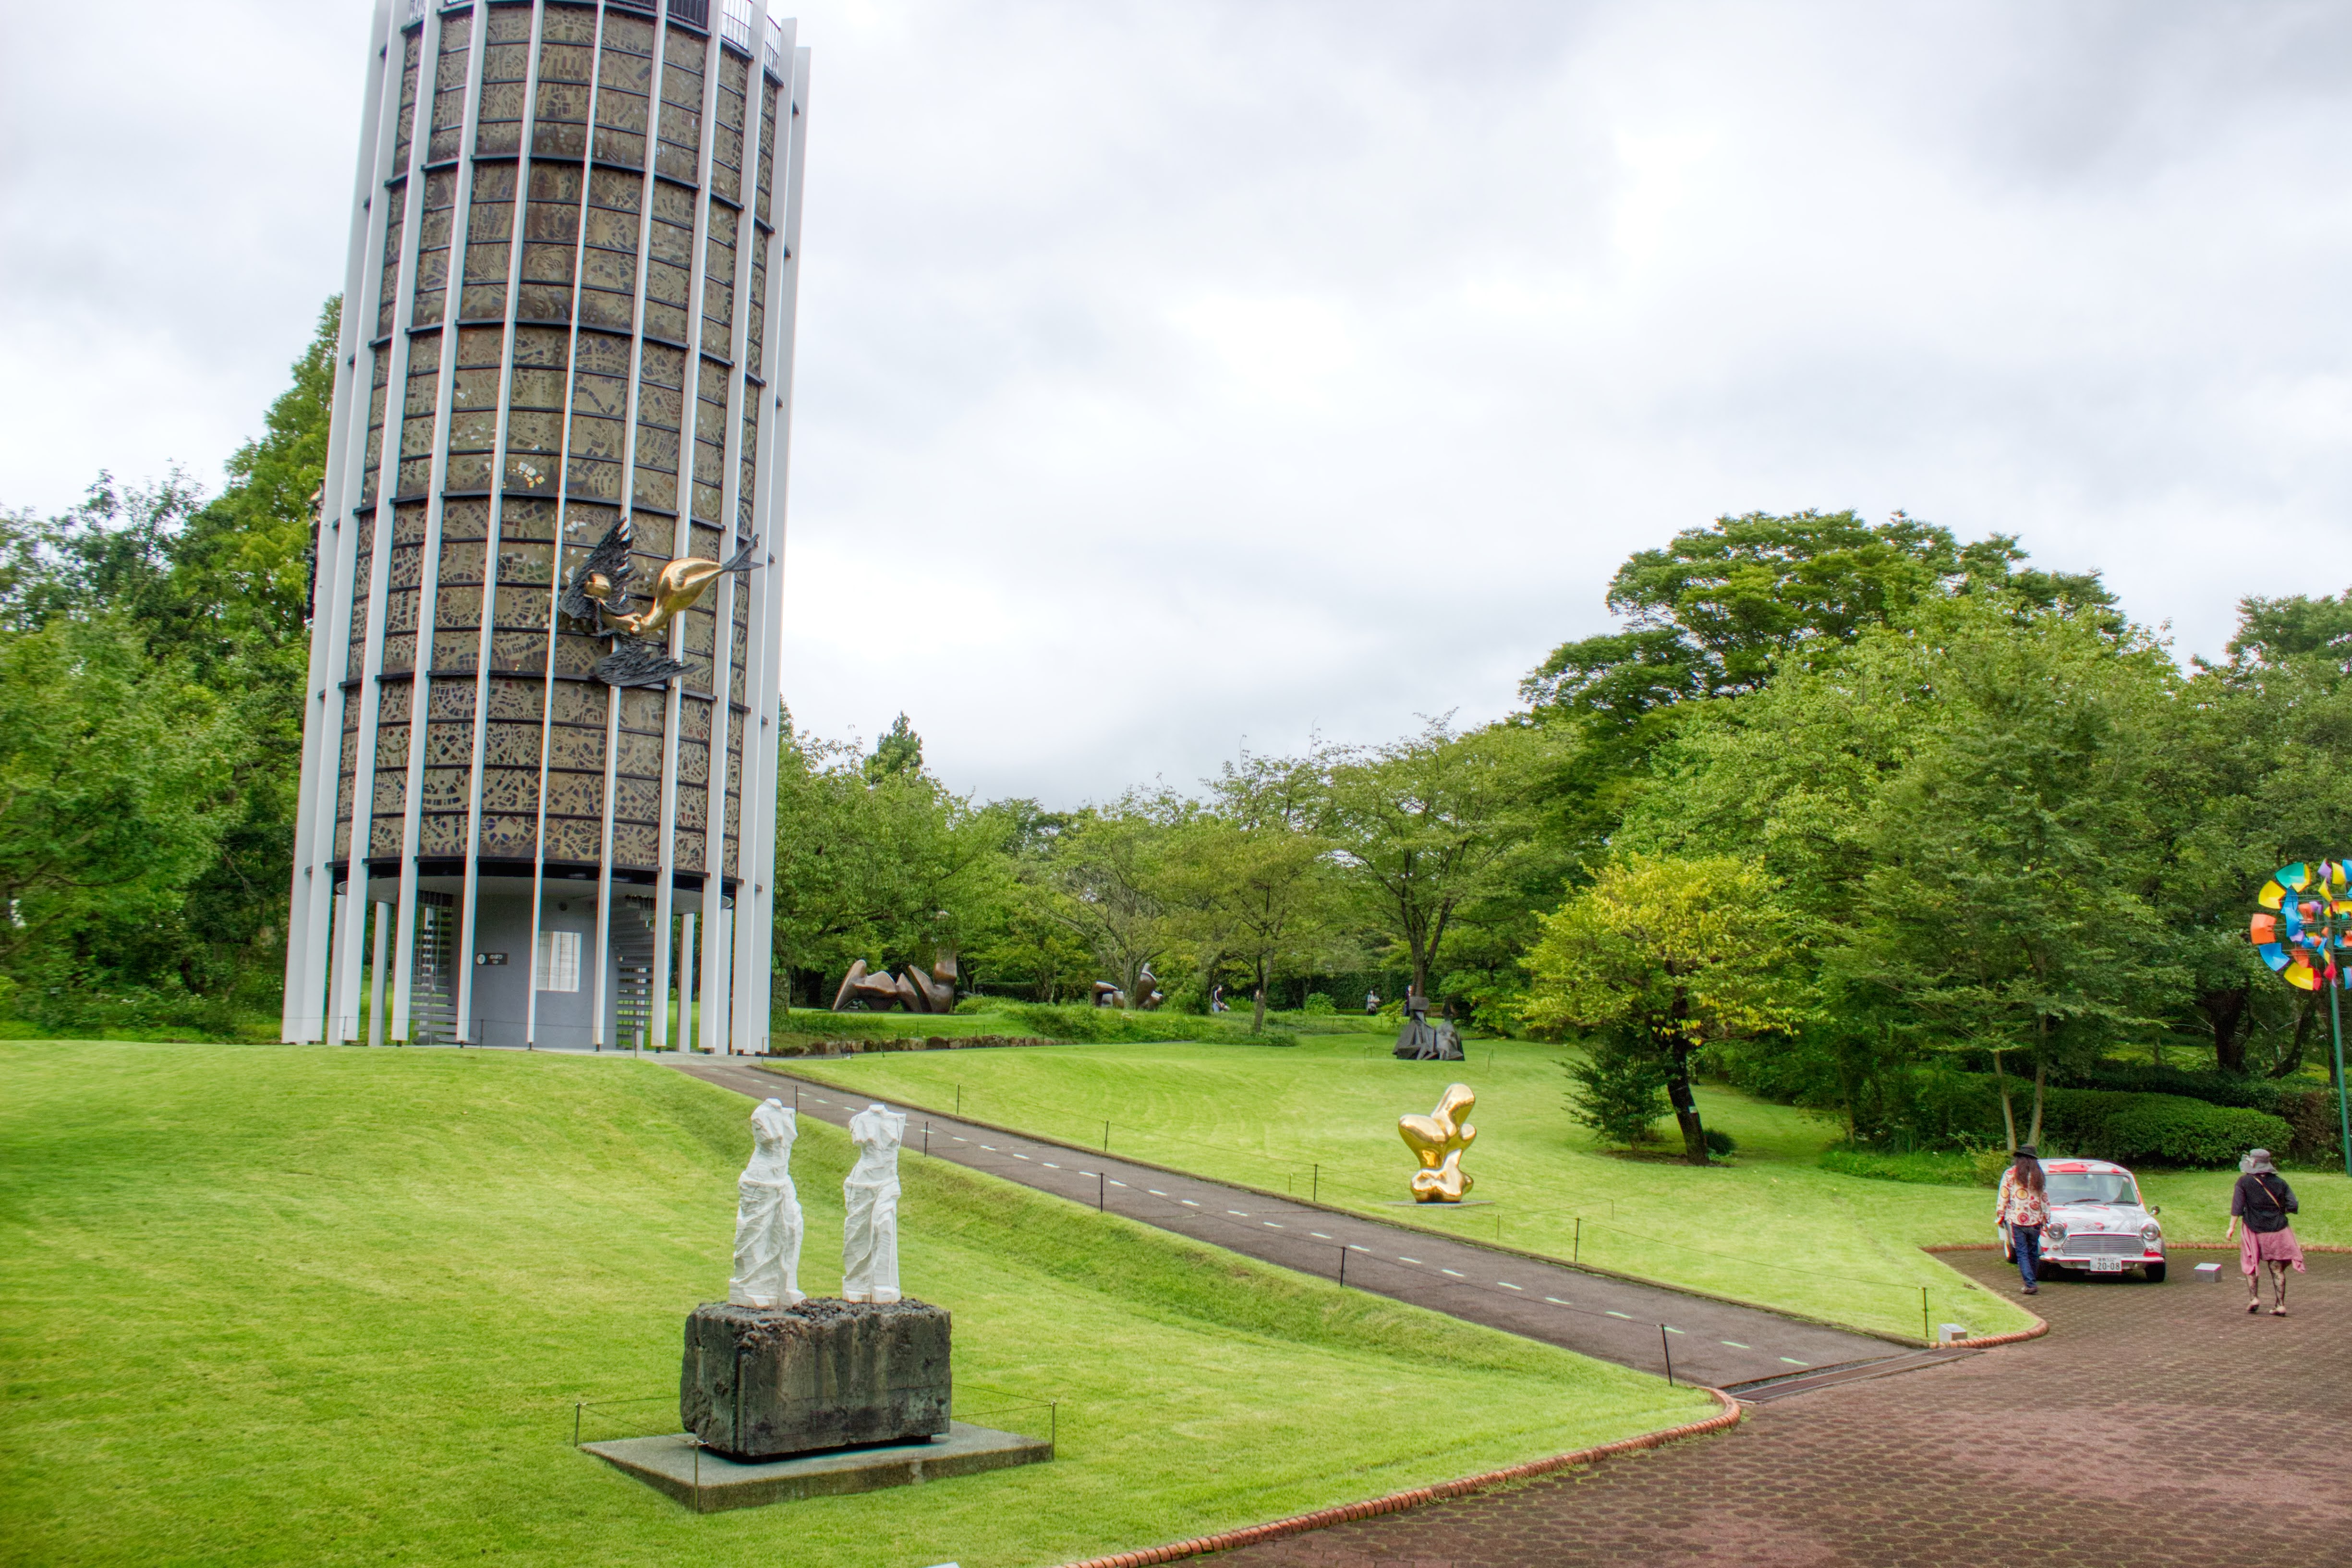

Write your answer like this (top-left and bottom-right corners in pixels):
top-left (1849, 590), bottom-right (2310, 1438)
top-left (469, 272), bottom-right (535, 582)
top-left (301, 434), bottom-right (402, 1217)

top-left (403, 0), bottom-right (721, 27)
top-left (764, 13), bottom-right (786, 78)
top-left (720, 0), bottom-right (754, 52)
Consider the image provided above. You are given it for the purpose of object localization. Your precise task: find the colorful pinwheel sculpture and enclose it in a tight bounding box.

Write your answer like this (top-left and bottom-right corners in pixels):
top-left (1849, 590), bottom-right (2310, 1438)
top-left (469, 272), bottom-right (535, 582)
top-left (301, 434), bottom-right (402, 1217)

top-left (2248, 859), bottom-right (2352, 1176)
top-left (2250, 860), bottom-right (2350, 990)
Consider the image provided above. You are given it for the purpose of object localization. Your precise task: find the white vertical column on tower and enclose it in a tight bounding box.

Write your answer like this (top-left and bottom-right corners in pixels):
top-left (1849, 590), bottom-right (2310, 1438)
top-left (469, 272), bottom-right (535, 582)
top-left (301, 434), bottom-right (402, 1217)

top-left (349, 8), bottom-right (442, 1045)
top-left (594, 2), bottom-right (681, 1049)
top-left (455, 0), bottom-right (551, 1043)
top-left (732, 37), bottom-right (809, 1056)
top-left (649, 12), bottom-right (729, 1050)
top-left (369, 901), bottom-right (390, 1045)
top-left (284, 0), bottom-right (400, 1043)
top-left (700, 7), bottom-right (782, 1057)
top-left (526, 0), bottom-right (614, 1047)
top-left (391, 7), bottom-right (492, 1041)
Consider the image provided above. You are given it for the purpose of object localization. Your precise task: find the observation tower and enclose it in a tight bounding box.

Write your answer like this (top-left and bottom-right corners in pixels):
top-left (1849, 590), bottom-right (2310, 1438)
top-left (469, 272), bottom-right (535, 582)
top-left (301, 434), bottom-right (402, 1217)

top-left (282, 0), bottom-right (808, 1051)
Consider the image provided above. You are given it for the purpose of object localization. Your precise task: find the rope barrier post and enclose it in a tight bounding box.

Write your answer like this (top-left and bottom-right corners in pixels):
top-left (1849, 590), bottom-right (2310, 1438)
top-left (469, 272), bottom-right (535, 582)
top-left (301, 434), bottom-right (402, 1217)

top-left (573, 1400), bottom-right (582, 1448)
top-left (1921, 1286), bottom-right (1929, 1344)
top-left (1098, 1170), bottom-right (1104, 1211)
top-left (956, 1083), bottom-right (961, 1116)
top-left (1312, 1163), bottom-right (1319, 1203)
top-left (923, 1120), bottom-right (930, 1157)
top-left (1339, 1246), bottom-right (1346, 1286)
top-left (1661, 1325), bottom-right (1673, 1386)
top-left (1103, 1119), bottom-right (1110, 1152)
top-left (1574, 1216), bottom-right (1581, 1265)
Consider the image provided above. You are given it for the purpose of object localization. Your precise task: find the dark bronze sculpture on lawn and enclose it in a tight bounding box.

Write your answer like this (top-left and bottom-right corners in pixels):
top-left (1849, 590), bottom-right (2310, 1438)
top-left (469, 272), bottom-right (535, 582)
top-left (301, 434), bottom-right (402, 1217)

top-left (833, 948), bottom-right (960, 1014)
top-left (560, 516), bottom-right (764, 688)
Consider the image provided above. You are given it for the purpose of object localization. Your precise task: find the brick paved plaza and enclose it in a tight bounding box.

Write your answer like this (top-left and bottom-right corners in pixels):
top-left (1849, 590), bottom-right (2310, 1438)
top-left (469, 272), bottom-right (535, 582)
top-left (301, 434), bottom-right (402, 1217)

top-left (1215, 1251), bottom-right (2352, 1568)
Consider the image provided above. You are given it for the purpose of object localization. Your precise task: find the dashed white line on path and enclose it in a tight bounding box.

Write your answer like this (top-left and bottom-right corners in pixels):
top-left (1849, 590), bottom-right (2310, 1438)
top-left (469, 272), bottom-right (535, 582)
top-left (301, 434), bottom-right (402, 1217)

top-left (1043, 1162), bottom-right (1059, 1168)
top-left (1263, 1222), bottom-right (1284, 1228)
top-left (1607, 1311), bottom-right (1634, 1320)
top-left (1400, 1258), bottom-right (1424, 1265)
top-left (1148, 1190), bottom-right (1167, 1197)
top-left (1499, 1282), bottom-right (1523, 1290)
top-left (1013, 1154), bottom-right (1031, 1160)
top-left (1349, 1245), bottom-right (1371, 1252)
top-left (1110, 1180), bottom-right (1127, 1187)
top-left (1543, 1297), bottom-right (1570, 1305)
top-left (1440, 1269), bottom-right (1465, 1278)
top-left (1722, 1341), bottom-right (1750, 1349)
top-left (1781, 1358), bottom-right (1808, 1366)
top-left (1182, 1200), bottom-right (1200, 1207)
top-left (1664, 1326), bottom-right (1685, 1335)
top-left (1228, 1211), bottom-right (1250, 1217)
top-left (1309, 1232), bottom-right (1333, 1240)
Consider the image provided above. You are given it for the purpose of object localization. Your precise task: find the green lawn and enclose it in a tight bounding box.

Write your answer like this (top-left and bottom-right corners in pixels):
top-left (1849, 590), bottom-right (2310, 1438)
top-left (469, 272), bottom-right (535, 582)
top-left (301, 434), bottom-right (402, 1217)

top-left (782, 1034), bottom-right (2350, 1343)
top-left (0, 1040), bottom-right (1709, 1568)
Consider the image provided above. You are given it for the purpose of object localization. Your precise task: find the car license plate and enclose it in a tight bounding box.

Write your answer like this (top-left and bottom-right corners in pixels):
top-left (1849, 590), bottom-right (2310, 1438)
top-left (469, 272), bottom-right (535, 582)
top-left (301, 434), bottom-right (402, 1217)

top-left (2091, 1256), bottom-right (2123, 1273)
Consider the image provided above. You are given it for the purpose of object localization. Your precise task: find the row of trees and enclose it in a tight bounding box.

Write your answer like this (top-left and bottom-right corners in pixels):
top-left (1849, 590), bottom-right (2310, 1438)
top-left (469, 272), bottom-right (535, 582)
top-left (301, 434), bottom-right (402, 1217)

top-left (767, 711), bottom-right (1566, 1033)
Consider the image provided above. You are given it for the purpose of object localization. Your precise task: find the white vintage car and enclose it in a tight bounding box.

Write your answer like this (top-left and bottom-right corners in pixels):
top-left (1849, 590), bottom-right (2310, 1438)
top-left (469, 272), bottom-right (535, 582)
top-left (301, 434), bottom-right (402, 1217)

top-left (2000, 1157), bottom-right (2167, 1283)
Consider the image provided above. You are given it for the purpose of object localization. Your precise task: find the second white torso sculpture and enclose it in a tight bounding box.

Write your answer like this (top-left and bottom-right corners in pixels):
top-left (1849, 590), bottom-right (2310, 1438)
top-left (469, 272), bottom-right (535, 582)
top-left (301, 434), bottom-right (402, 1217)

top-left (842, 1103), bottom-right (906, 1304)
top-left (727, 1098), bottom-right (806, 1309)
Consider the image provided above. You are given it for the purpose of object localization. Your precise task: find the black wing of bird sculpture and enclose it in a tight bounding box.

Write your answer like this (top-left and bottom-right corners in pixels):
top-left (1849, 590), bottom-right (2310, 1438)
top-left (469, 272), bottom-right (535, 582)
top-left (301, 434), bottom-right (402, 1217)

top-left (593, 639), bottom-right (691, 689)
top-left (718, 532), bottom-right (763, 575)
top-left (558, 516), bottom-right (635, 625)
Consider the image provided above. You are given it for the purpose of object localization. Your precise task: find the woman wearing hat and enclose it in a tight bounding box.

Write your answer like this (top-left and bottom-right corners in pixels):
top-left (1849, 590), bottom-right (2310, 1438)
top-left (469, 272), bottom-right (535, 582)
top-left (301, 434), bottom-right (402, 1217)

top-left (1994, 1146), bottom-right (2049, 1295)
top-left (2225, 1149), bottom-right (2304, 1316)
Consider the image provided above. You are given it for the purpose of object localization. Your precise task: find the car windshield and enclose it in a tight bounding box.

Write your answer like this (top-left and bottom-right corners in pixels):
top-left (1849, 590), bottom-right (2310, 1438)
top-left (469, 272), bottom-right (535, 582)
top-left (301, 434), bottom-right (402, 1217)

top-left (2045, 1169), bottom-right (2138, 1205)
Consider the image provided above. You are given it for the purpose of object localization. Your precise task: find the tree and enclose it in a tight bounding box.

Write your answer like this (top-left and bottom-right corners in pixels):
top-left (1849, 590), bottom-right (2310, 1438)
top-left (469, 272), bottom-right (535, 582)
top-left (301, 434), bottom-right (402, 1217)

top-left (1044, 802), bottom-right (1182, 1009)
top-left (864, 712), bottom-right (924, 782)
top-left (770, 716), bottom-right (1012, 1006)
top-left (1522, 855), bottom-right (1807, 1164)
top-left (1522, 509), bottom-right (2115, 739)
top-left (1187, 748), bottom-right (1342, 1031)
top-left (1322, 717), bottom-right (1549, 1005)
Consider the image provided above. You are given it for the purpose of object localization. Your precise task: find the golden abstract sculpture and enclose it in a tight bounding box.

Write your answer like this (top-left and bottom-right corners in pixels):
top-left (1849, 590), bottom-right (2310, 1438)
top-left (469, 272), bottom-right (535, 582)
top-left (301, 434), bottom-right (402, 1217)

top-left (1399, 1082), bottom-right (1477, 1203)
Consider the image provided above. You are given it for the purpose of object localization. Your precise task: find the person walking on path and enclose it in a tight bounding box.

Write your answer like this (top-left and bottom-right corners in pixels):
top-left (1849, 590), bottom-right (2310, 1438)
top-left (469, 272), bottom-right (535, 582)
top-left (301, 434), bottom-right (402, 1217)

top-left (2225, 1148), bottom-right (2304, 1316)
top-left (1994, 1146), bottom-right (2049, 1296)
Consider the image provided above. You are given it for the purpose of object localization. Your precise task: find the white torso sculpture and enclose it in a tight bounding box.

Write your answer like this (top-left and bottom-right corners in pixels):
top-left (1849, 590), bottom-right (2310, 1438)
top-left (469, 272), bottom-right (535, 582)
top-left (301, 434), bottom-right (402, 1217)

top-left (727, 1098), bottom-right (806, 1309)
top-left (842, 1103), bottom-right (906, 1304)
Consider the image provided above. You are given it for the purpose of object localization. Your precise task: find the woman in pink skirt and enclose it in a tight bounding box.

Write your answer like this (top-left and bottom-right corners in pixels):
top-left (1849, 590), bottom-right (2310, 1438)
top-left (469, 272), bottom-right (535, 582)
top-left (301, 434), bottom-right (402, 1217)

top-left (2225, 1148), bottom-right (2303, 1316)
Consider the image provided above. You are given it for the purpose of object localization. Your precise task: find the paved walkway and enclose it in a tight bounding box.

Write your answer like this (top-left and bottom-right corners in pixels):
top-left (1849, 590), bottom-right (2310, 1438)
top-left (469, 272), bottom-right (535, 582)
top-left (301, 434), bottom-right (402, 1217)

top-left (1217, 1249), bottom-right (2352, 1568)
top-left (671, 1057), bottom-right (1900, 1389)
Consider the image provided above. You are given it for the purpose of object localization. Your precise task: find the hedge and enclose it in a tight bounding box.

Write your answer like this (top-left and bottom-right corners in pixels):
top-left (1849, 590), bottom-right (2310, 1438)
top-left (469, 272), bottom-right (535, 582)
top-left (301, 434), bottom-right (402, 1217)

top-left (1903, 1072), bottom-right (2291, 1167)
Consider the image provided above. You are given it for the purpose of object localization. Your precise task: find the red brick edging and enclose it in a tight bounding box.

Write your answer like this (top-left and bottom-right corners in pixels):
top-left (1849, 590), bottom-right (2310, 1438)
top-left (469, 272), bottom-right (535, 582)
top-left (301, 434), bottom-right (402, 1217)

top-left (1054, 1388), bottom-right (1742, 1568)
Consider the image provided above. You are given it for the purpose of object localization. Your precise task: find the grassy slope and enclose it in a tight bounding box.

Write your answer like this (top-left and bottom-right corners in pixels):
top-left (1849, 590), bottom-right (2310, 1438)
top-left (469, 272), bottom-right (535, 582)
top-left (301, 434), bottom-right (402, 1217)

top-left (0, 1041), bottom-right (1707, 1568)
top-left (792, 1036), bottom-right (2352, 1337)
top-left (785, 1034), bottom-right (2344, 1342)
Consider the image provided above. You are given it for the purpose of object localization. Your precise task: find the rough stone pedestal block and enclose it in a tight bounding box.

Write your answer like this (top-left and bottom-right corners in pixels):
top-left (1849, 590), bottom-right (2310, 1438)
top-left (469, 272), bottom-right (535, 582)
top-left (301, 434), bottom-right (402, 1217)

top-left (681, 1299), bottom-right (951, 1461)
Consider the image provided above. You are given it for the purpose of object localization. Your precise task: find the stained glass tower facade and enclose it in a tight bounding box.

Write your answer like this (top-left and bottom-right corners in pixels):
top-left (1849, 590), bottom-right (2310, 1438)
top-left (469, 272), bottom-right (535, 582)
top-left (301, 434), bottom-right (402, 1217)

top-left (282, 0), bottom-right (808, 1051)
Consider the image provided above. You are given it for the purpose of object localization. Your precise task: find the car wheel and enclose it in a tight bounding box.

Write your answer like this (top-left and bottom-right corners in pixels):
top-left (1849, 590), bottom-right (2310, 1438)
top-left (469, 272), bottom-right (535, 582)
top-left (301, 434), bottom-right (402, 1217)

top-left (2142, 1262), bottom-right (2166, 1283)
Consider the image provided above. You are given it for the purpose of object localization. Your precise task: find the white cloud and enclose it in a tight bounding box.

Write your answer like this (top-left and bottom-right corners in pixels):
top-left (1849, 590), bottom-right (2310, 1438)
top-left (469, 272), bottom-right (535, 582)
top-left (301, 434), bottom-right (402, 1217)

top-left (7, 0), bottom-right (2351, 804)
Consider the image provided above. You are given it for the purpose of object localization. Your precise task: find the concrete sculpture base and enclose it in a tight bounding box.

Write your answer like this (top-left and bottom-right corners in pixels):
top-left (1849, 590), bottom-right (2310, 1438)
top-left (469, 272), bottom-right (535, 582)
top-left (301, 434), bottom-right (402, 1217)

top-left (583, 1421), bottom-right (1050, 1512)
top-left (681, 1298), bottom-right (951, 1460)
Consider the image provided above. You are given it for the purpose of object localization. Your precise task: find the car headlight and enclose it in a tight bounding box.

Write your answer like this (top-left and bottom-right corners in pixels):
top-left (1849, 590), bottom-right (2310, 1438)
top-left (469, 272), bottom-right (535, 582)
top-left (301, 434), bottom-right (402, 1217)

top-left (2044, 1222), bottom-right (2066, 1242)
top-left (2141, 1224), bottom-right (2161, 1246)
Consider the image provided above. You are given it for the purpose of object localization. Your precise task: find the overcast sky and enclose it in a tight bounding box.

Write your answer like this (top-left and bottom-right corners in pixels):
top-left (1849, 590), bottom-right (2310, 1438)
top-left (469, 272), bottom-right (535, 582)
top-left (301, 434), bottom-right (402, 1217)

top-left (6, 1), bottom-right (2351, 804)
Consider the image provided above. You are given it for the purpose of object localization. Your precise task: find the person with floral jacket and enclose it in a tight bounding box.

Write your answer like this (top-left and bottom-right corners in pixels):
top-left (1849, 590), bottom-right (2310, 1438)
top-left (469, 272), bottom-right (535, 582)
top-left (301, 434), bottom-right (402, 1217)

top-left (1994, 1147), bottom-right (2050, 1296)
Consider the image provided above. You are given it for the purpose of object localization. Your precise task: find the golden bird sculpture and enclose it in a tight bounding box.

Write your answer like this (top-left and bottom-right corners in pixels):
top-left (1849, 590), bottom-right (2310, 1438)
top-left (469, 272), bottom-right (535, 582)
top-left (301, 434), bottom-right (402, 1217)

top-left (1399, 1082), bottom-right (1477, 1203)
top-left (559, 517), bottom-right (764, 687)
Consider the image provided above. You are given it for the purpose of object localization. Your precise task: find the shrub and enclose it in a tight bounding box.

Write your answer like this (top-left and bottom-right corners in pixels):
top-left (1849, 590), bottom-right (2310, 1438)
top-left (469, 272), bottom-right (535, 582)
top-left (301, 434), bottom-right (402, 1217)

top-left (1302, 992), bottom-right (1336, 1015)
top-left (2277, 1088), bottom-right (2346, 1166)
top-left (1563, 1034), bottom-right (1670, 1148)
top-left (1703, 1127), bottom-right (1736, 1156)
